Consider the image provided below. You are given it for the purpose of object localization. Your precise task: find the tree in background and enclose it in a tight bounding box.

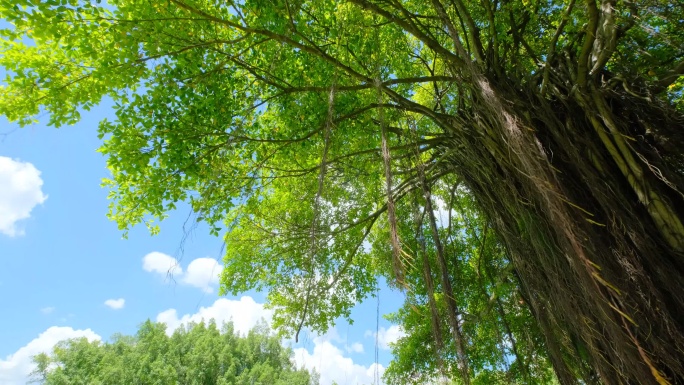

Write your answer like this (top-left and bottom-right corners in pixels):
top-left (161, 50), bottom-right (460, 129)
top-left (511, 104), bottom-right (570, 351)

top-left (3, 0), bottom-right (684, 384)
top-left (30, 320), bottom-right (317, 385)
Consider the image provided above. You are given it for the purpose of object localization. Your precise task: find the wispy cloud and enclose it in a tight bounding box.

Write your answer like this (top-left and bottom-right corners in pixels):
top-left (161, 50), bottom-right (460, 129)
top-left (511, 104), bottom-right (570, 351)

top-left (104, 298), bottom-right (125, 310)
top-left (365, 325), bottom-right (406, 350)
top-left (346, 342), bottom-right (365, 353)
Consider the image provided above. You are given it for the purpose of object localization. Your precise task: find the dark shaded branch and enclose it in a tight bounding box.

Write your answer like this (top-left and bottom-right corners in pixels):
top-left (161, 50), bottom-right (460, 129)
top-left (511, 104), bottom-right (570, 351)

top-left (282, 75), bottom-right (456, 93)
top-left (541, 0), bottom-right (576, 95)
top-left (577, 0), bottom-right (599, 87)
top-left (653, 59), bottom-right (684, 93)
top-left (446, 0), bottom-right (486, 63)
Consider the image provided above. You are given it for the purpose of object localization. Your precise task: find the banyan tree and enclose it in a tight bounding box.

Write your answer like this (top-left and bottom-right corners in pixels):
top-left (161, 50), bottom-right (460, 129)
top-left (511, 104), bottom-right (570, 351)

top-left (1, 0), bottom-right (683, 383)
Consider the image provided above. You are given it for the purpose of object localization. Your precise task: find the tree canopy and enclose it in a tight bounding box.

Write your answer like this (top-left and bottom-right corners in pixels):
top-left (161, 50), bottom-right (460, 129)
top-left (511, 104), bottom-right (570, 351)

top-left (31, 320), bottom-right (317, 385)
top-left (3, 0), bottom-right (684, 384)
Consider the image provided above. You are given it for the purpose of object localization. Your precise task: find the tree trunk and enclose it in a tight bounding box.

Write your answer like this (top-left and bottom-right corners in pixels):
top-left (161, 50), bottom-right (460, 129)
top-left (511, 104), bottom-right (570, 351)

top-left (439, 75), bottom-right (684, 384)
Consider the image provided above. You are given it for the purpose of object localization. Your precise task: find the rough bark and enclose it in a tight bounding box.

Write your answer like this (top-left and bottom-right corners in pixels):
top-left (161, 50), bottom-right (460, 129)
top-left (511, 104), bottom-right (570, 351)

top-left (435, 76), bottom-right (684, 384)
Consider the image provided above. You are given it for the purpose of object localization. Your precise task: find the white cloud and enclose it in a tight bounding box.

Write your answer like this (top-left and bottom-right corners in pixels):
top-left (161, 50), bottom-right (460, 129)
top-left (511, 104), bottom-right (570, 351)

top-left (293, 338), bottom-right (385, 385)
top-left (104, 298), bottom-right (125, 310)
top-left (365, 325), bottom-right (406, 350)
top-left (0, 156), bottom-right (47, 237)
top-left (0, 326), bottom-right (100, 385)
top-left (157, 297), bottom-right (383, 385)
top-left (156, 296), bottom-right (272, 336)
top-left (182, 257), bottom-right (223, 293)
top-left (143, 252), bottom-right (223, 293)
top-left (40, 307), bottom-right (55, 315)
top-left (142, 251), bottom-right (183, 278)
top-left (346, 342), bottom-right (365, 353)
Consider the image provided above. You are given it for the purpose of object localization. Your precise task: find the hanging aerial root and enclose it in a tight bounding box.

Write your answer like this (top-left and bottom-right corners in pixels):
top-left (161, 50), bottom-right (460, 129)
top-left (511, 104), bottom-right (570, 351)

top-left (409, 117), bottom-right (471, 384)
top-left (295, 82), bottom-right (336, 343)
top-left (376, 74), bottom-right (405, 285)
top-left (412, 196), bottom-right (447, 379)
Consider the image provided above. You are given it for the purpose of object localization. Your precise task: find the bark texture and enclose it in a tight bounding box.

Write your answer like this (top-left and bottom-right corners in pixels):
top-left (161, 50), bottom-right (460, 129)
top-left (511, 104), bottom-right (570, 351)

top-left (436, 76), bottom-right (684, 384)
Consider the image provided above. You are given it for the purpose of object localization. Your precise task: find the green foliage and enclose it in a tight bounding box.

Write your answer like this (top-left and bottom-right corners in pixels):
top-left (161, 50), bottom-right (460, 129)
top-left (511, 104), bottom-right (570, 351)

top-left (31, 320), bottom-right (317, 385)
top-left (3, 0), bottom-right (680, 337)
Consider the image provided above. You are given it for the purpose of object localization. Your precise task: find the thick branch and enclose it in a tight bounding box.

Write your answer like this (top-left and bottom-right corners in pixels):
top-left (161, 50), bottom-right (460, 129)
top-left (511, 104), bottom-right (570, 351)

top-left (577, 0), bottom-right (599, 87)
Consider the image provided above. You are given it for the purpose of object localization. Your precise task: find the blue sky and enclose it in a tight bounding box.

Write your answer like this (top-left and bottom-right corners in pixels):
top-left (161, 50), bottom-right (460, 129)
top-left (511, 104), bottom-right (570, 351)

top-left (0, 100), bottom-right (406, 385)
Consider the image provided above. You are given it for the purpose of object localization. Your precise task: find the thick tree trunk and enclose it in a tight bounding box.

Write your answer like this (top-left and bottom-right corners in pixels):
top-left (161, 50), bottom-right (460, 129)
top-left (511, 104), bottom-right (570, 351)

top-left (439, 77), bottom-right (684, 384)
